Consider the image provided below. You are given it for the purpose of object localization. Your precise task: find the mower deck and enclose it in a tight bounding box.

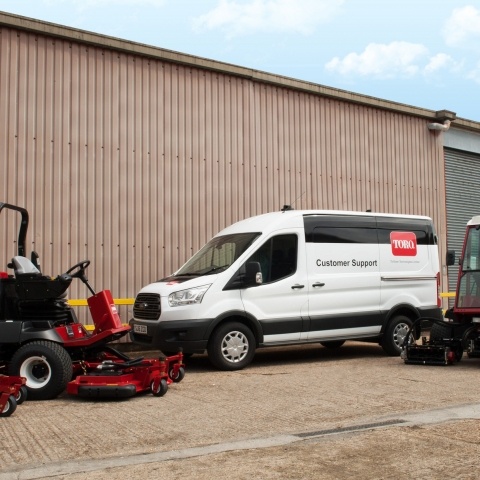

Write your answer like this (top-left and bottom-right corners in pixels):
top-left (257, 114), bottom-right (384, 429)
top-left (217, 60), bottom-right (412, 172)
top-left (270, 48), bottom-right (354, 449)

top-left (67, 350), bottom-right (185, 399)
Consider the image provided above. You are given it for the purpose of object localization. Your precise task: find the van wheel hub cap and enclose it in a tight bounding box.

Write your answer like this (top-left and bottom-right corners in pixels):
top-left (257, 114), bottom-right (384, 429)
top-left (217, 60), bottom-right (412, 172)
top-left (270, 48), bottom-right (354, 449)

top-left (222, 331), bottom-right (248, 363)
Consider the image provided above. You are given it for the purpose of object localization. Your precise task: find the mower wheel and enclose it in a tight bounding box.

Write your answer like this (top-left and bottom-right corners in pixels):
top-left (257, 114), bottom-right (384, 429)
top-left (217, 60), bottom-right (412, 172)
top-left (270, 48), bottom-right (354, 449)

top-left (151, 378), bottom-right (168, 397)
top-left (9, 341), bottom-right (73, 400)
top-left (15, 386), bottom-right (28, 405)
top-left (381, 315), bottom-right (414, 356)
top-left (0, 395), bottom-right (17, 417)
top-left (430, 322), bottom-right (463, 361)
top-left (169, 366), bottom-right (185, 383)
top-left (429, 322), bottom-right (453, 341)
top-left (463, 326), bottom-right (479, 358)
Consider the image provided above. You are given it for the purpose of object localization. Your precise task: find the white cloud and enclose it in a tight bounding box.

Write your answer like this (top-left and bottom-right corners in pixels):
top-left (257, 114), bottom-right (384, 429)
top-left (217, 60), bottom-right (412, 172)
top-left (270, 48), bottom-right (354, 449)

top-left (192, 0), bottom-right (344, 37)
top-left (424, 53), bottom-right (458, 75)
top-left (443, 5), bottom-right (480, 47)
top-left (325, 42), bottom-right (429, 79)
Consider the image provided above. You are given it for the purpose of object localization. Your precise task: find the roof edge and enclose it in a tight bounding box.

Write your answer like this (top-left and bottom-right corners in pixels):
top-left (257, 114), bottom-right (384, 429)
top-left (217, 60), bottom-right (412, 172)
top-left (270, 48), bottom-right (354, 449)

top-left (1, 10), bottom-right (479, 129)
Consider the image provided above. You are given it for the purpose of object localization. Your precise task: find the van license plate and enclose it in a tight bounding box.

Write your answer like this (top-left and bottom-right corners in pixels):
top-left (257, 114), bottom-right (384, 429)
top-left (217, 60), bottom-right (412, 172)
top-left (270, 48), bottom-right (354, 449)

top-left (134, 324), bottom-right (147, 334)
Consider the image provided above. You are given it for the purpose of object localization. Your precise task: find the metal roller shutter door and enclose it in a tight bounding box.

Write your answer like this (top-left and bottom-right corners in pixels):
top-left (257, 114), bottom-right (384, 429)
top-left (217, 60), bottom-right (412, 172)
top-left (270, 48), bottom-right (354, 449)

top-left (445, 148), bottom-right (480, 299)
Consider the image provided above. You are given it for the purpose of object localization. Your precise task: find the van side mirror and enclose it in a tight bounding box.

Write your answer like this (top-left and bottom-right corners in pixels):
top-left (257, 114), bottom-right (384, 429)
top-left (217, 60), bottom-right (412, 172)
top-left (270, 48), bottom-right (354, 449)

top-left (223, 261), bottom-right (263, 290)
top-left (446, 250), bottom-right (455, 266)
top-left (245, 262), bottom-right (263, 286)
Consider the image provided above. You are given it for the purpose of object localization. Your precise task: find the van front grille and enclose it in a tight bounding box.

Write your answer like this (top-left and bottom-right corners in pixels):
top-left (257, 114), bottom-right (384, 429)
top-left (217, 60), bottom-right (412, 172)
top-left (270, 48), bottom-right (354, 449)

top-left (133, 293), bottom-right (161, 320)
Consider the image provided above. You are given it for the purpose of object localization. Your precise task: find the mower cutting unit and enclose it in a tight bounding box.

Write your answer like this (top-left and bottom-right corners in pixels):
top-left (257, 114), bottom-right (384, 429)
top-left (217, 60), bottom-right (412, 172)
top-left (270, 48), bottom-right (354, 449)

top-left (0, 375), bottom-right (27, 417)
top-left (0, 202), bottom-right (186, 400)
top-left (67, 349), bottom-right (185, 398)
top-left (402, 215), bottom-right (480, 366)
top-left (402, 318), bottom-right (465, 366)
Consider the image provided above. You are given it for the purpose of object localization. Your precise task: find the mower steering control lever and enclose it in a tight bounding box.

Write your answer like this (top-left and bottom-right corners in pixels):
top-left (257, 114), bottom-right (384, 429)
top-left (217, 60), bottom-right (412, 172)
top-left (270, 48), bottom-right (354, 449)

top-left (65, 260), bottom-right (95, 295)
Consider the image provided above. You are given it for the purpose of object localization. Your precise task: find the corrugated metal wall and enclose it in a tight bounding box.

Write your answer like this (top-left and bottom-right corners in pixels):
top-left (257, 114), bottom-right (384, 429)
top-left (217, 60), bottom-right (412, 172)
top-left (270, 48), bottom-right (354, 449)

top-left (0, 25), bottom-right (448, 323)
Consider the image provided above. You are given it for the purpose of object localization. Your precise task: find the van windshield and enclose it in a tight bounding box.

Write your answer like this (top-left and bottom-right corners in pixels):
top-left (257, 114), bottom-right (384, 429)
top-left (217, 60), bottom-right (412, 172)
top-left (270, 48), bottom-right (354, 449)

top-left (173, 233), bottom-right (260, 277)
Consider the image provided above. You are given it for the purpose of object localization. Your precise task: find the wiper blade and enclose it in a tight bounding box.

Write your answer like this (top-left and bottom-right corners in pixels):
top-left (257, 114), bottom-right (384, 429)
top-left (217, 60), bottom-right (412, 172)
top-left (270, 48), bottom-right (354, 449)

top-left (199, 265), bottom-right (229, 276)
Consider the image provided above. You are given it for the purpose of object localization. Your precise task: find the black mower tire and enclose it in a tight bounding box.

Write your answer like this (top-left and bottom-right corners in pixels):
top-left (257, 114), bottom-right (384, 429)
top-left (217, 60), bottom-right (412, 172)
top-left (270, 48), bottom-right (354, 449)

top-left (429, 322), bottom-right (453, 341)
top-left (430, 322), bottom-right (463, 361)
top-left (151, 378), bottom-right (168, 397)
top-left (0, 395), bottom-right (17, 417)
top-left (169, 366), bottom-right (185, 383)
top-left (15, 386), bottom-right (28, 405)
top-left (207, 322), bottom-right (256, 371)
top-left (9, 341), bottom-right (73, 401)
top-left (381, 315), bottom-right (414, 356)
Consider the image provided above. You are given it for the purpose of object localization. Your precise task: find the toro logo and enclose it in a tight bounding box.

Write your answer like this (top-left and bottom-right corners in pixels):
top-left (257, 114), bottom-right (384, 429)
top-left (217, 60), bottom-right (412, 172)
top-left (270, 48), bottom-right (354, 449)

top-left (390, 232), bottom-right (417, 256)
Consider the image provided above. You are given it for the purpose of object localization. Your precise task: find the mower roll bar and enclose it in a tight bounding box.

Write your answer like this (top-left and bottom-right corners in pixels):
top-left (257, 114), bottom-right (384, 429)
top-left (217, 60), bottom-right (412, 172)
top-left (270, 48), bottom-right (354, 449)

top-left (0, 202), bottom-right (29, 258)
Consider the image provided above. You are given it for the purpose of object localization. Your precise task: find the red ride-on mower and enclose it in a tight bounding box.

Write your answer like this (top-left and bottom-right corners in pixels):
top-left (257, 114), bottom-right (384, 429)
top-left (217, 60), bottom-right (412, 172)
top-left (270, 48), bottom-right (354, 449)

top-left (0, 375), bottom-right (27, 417)
top-left (0, 202), bottom-right (185, 400)
top-left (65, 262), bottom-right (185, 398)
top-left (402, 214), bottom-right (480, 365)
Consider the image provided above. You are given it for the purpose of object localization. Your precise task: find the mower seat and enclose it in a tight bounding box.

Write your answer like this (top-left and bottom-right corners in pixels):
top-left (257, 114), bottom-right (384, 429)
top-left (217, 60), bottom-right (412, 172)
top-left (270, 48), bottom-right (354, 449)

top-left (11, 256), bottom-right (40, 276)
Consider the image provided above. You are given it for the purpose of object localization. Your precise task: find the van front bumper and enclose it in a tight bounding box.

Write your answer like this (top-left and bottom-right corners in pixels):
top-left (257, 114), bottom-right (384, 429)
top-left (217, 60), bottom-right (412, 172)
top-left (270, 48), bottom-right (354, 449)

top-left (129, 318), bottom-right (212, 354)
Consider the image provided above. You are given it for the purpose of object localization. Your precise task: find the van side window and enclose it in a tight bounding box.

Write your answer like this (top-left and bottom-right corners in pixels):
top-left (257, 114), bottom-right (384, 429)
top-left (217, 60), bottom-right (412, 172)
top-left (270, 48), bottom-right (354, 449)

top-left (247, 234), bottom-right (297, 283)
top-left (376, 218), bottom-right (435, 245)
top-left (304, 215), bottom-right (377, 244)
top-left (304, 215), bottom-right (436, 245)
top-left (312, 226), bottom-right (377, 244)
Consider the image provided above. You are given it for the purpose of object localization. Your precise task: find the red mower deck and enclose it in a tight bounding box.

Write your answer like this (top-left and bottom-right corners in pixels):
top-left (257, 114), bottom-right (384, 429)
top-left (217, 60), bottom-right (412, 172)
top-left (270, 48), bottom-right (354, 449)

top-left (67, 350), bottom-right (185, 398)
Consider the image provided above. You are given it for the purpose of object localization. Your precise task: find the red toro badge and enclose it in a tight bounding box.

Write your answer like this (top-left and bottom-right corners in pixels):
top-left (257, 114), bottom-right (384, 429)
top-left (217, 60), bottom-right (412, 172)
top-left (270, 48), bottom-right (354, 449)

top-left (390, 232), bottom-right (417, 256)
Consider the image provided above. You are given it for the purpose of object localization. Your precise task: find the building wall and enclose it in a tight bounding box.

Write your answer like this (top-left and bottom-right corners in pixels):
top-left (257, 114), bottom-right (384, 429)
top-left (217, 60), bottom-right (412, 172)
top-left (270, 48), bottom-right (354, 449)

top-left (0, 20), bottom-right (450, 323)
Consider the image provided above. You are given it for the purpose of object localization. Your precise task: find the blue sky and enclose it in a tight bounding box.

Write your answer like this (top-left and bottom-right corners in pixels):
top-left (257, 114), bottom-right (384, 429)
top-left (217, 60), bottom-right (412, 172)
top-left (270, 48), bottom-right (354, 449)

top-left (0, 0), bottom-right (479, 121)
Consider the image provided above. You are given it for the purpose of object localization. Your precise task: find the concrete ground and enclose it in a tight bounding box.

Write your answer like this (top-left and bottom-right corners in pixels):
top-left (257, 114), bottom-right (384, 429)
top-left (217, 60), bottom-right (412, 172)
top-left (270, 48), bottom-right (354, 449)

top-left (1, 341), bottom-right (480, 480)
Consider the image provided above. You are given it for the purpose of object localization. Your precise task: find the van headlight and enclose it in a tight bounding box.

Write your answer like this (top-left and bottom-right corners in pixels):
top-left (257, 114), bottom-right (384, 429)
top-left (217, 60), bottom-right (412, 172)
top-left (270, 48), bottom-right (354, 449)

top-left (168, 285), bottom-right (211, 307)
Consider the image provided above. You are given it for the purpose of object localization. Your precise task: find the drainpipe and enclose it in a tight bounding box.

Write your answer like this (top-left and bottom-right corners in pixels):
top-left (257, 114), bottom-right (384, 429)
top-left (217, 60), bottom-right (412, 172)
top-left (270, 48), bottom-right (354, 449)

top-left (427, 119), bottom-right (451, 131)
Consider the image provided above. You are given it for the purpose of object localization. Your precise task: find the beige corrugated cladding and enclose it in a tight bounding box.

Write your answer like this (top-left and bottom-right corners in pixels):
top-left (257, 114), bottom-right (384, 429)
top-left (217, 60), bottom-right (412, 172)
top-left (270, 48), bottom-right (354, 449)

top-left (0, 11), bottom-right (477, 322)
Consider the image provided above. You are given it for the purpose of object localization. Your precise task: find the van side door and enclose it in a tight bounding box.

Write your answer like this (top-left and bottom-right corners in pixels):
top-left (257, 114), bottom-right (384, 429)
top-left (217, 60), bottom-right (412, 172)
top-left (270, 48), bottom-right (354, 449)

top-left (238, 231), bottom-right (309, 344)
top-left (304, 215), bottom-right (382, 340)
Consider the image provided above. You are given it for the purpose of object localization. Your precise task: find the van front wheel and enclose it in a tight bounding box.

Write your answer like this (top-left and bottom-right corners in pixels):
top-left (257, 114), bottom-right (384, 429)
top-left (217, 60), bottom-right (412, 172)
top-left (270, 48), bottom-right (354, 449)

top-left (381, 315), bottom-right (414, 356)
top-left (208, 322), bottom-right (256, 371)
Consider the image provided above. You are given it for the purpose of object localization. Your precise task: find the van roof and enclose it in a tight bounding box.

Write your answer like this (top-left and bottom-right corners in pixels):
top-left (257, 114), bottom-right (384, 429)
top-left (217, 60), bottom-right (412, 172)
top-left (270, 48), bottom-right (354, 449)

top-left (217, 210), bottom-right (433, 236)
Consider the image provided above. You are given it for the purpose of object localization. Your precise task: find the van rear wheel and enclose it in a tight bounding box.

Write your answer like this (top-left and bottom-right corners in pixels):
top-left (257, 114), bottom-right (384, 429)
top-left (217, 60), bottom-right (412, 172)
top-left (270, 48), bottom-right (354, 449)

top-left (381, 315), bottom-right (413, 356)
top-left (208, 322), bottom-right (256, 371)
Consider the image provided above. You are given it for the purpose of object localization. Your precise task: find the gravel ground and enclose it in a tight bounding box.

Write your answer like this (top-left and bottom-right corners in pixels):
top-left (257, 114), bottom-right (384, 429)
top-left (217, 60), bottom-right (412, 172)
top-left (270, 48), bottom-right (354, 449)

top-left (1, 341), bottom-right (480, 479)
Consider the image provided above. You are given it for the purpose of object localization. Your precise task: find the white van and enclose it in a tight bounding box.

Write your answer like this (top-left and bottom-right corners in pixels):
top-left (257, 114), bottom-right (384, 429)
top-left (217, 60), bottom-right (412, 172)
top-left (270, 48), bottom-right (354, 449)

top-left (130, 209), bottom-right (443, 370)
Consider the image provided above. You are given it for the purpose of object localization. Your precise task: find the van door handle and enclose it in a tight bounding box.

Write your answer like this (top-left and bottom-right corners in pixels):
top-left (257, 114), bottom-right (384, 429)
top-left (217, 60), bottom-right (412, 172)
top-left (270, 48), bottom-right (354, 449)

top-left (312, 282), bottom-right (325, 287)
top-left (291, 284), bottom-right (305, 289)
